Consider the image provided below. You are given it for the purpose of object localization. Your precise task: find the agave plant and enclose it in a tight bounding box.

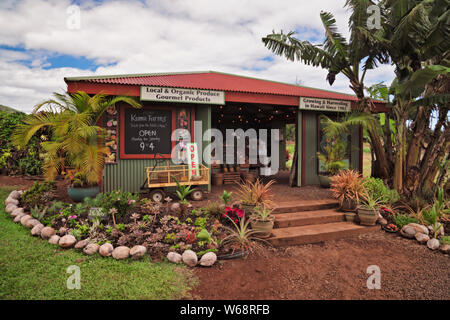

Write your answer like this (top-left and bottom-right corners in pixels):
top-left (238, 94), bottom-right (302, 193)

top-left (220, 215), bottom-right (268, 254)
top-left (12, 91), bottom-right (141, 184)
top-left (236, 178), bottom-right (275, 207)
top-left (330, 169), bottom-right (367, 207)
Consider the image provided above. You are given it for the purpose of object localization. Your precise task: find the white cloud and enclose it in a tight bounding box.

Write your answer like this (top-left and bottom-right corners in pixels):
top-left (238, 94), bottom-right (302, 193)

top-left (0, 0), bottom-right (394, 112)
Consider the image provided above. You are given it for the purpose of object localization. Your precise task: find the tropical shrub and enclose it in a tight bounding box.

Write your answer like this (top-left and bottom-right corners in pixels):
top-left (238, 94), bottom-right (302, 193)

top-left (330, 169), bottom-right (366, 206)
top-left (85, 190), bottom-right (139, 218)
top-left (365, 177), bottom-right (400, 205)
top-left (392, 214), bottom-right (419, 228)
top-left (0, 111), bottom-right (44, 175)
top-left (21, 181), bottom-right (56, 209)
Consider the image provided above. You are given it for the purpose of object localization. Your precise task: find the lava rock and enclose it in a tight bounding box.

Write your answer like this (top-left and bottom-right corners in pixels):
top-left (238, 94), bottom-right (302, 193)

top-left (41, 227), bottom-right (56, 240)
top-left (59, 235), bottom-right (77, 248)
top-left (74, 239), bottom-right (89, 249)
top-left (31, 224), bottom-right (44, 236)
top-left (199, 252), bottom-right (217, 267)
top-left (415, 233), bottom-right (430, 244)
top-left (83, 243), bottom-right (99, 255)
top-left (167, 252), bottom-right (182, 264)
top-left (48, 235), bottom-right (60, 245)
top-left (182, 250), bottom-right (198, 267)
top-left (130, 245), bottom-right (147, 259)
top-left (112, 246), bottom-right (130, 260)
top-left (99, 243), bottom-right (114, 257)
top-left (427, 238), bottom-right (440, 250)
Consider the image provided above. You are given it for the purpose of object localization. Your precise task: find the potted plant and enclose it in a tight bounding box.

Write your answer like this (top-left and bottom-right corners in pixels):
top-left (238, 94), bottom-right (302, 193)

top-left (236, 178), bottom-right (275, 214)
top-left (357, 193), bottom-right (382, 226)
top-left (250, 205), bottom-right (274, 238)
top-left (66, 170), bottom-right (100, 202)
top-left (330, 169), bottom-right (366, 221)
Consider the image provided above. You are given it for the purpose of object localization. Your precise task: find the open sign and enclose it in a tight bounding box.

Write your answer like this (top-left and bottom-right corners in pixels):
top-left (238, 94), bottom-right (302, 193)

top-left (186, 142), bottom-right (199, 179)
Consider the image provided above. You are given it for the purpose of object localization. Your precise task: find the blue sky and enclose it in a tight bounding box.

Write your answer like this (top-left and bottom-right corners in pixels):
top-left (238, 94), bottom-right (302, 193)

top-left (0, 0), bottom-right (394, 113)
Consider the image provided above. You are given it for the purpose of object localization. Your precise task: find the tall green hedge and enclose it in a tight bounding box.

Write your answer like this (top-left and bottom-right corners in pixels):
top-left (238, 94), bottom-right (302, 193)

top-left (0, 111), bottom-right (44, 175)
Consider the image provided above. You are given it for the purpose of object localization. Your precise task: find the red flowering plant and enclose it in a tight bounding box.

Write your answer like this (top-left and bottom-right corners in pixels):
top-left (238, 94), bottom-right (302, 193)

top-left (222, 206), bottom-right (244, 224)
top-left (182, 230), bottom-right (197, 244)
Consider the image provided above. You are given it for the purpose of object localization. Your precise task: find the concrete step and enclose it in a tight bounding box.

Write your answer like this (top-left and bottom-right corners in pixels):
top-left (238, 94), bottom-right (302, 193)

top-left (274, 209), bottom-right (345, 228)
top-left (268, 222), bottom-right (379, 247)
top-left (272, 199), bottom-right (338, 214)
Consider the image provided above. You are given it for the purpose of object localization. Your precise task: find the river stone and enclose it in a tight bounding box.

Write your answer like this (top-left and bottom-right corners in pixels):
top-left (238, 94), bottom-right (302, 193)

top-left (11, 207), bottom-right (25, 218)
top-left (5, 203), bottom-right (17, 214)
top-left (99, 243), bottom-right (114, 257)
top-left (167, 252), bottom-right (182, 264)
top-left (415, 233), bottom-right (430, 244)
top-left (20, 215), bottom-right (32, 226)
top-left (5, 197), bottom-right (19, 206)
top-left (427, 238), bottom-right (440, 250)
top-left (8, 190), bottom-right (20, 200)
top-left (400, 226), bottom-right (416, 239)
top-left (378, 218), bottom-right (388, 226)
top-left (83, 243), bottom-right (99, 255)
top-left (112, 246), bottom-right (130, 260)
top-left (41, 227), bottom-right (56, 240)
top-left (13, 213), bottom-right (26, 223)
top-left (405, 223), bottom-right (428, 235)
top-left (31, 224), bottom-right (44, 236)
top-left (74, 239), bottom-right (89, 249)
top-left (58, 227), bottom-right (68, 236)
top-left (59, 235), bottom-right (77, 248)
top-left (439, 244), bottom-right (450, 254)
top-left (199, 252), bottom-right (217, 267)
top-left (170, 202), bottom-right (181, 215)
top-left (130, 245), bottom-right (147, 259)
top-left (48, 235), bottom-right (60, 245)
top-left (182, 250), bottom-right (198, 267)
top-left (25, 218), bottom-right (41, 229)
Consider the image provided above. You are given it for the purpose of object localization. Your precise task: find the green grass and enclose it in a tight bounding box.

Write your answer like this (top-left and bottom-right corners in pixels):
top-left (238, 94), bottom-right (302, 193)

top-left (0, 186), bottom-right (197, 299)
top-left (440, 236), bottom-right (450, 245)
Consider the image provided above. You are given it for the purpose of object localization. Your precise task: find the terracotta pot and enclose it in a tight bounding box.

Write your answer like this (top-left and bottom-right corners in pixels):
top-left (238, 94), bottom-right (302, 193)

top-left (250, 219), bottom-right (274, 238)
top-left (341, 198), bottom-right (357, 212)
top-left (357, 206), bottom-right (378, 225)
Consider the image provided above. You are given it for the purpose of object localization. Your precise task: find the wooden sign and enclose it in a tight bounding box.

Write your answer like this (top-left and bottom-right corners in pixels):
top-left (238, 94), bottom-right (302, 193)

top-left (300, 97), bottom-right (351, 112)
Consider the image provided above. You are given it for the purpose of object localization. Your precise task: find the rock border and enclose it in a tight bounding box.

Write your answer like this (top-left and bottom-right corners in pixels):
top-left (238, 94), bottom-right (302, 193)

top-left (2, 189), bottom-right (218, 266)
top-left (397, 222), bottom-right (449, 254)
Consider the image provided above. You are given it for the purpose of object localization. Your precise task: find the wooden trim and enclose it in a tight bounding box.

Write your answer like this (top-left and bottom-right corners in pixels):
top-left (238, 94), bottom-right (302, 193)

top-left (190, 107), bottom-right (195, 142)
top-left (359, 125), bottom-right (363, 174)
top-left (119, 104), bottom-right (177, 159)
top-left (301, 112), bottom-right (306, 186)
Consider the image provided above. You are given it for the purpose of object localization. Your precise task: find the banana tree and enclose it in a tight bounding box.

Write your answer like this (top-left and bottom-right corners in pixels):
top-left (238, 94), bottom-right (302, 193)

top-left (262, 0), bottom-right (391, 179)
top-left (12, 91), bottom-right (142, 185)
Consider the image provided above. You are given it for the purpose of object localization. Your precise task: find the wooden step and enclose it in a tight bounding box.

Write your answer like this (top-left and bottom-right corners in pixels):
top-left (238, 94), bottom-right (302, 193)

top-left (274, 209), bottom-right (345, 228)
top-left (268, 222), bottom-right (379, 247)
top-left (272, 199), bottom-right (338, 214)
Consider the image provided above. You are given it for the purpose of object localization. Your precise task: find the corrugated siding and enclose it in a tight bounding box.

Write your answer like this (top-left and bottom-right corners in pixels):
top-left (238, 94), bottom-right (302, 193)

top-left (104, 159), bottom-right (158, 193)
top-left (304, 112), bottom-right (320, 185)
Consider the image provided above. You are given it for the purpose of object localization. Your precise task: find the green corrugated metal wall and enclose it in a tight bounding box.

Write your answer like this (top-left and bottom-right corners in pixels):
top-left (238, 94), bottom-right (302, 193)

top-left (103, 105), bottom-right (212, 193)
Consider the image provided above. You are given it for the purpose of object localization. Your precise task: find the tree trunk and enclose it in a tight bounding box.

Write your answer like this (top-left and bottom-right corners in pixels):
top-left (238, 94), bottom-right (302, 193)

top-left (405, 106), bottom-right (430, 170)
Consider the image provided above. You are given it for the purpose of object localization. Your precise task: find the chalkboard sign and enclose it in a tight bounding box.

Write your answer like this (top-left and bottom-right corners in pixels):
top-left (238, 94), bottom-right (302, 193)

top-left (122, 108), bottom-right (172, 156)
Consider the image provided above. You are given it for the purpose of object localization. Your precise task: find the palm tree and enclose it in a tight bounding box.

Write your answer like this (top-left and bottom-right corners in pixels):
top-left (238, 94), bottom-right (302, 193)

top-left (12, 91), bottom-right (141, 184)
top-left (262, 0), bottom-right (391, 179)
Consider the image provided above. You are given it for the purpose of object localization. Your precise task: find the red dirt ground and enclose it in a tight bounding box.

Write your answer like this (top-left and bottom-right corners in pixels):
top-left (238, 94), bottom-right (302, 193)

top-left (192, 232), bottom-right (449, 300)
top-left (3, 174), bottom-right (448, 300)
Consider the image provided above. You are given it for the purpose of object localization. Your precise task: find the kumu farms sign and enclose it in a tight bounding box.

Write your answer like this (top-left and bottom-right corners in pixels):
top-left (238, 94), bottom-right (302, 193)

top-left (299, 97), bottom-right (351, 112)
top-left (141, 86), bottom-right (225, 105)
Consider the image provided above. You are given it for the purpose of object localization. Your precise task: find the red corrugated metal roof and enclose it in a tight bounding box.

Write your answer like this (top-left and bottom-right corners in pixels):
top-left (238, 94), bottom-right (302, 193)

top-left (65, 71), bottom-right (362, 102)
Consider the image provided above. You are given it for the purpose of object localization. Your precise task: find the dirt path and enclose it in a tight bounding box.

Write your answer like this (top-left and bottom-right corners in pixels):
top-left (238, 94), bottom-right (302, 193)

top-left (192, 232), bottom-right (449, 300)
